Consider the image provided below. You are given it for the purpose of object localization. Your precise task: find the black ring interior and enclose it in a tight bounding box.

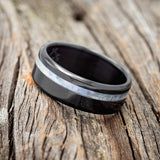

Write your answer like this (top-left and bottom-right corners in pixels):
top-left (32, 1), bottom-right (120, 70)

top-left (47, 45), bottom-right (127, 85)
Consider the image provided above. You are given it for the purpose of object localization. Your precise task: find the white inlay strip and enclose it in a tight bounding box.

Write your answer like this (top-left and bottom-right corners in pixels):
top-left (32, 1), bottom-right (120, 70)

top-left (36, 58), bottom-right (128, 102)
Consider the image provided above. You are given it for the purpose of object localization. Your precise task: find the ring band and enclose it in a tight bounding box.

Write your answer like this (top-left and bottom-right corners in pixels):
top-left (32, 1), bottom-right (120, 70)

top-left (32, 42), bottom-right (132, 114)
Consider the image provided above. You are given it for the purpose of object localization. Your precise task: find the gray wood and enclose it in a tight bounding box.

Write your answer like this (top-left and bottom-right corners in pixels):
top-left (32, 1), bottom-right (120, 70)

top-left (0, 0), bottom-right (159, 159)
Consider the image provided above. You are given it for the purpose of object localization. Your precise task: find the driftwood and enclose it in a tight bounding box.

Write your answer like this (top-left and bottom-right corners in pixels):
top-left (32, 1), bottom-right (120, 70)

top-left (0, 0), bottom-right (160, 159)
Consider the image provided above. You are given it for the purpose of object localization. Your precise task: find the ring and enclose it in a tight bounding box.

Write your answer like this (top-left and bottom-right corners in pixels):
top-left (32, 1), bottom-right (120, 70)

top-left (32, 42), bottom-right (132, 114)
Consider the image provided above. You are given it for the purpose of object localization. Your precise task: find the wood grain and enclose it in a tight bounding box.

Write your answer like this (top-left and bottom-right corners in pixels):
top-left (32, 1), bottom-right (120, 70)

top-left (0, 0), bottom-right (159, 159)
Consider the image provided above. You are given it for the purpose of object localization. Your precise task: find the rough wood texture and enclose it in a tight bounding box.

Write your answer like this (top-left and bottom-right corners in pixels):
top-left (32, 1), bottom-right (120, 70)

top-left (0, 0), bottom-right (160, 159)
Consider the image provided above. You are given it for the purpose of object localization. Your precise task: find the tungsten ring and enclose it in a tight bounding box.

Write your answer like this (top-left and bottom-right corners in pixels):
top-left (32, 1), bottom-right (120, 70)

top-left (32, 42), bottom-right (132, 114)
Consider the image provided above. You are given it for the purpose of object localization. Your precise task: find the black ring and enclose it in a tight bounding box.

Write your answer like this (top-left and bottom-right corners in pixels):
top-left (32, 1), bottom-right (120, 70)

top-left (32, 42), bottom-right (132, 114)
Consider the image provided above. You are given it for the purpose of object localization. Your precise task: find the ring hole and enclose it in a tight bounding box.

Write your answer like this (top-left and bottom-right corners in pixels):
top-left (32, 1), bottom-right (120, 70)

top-left (47, 45), bottom-right (127, 85)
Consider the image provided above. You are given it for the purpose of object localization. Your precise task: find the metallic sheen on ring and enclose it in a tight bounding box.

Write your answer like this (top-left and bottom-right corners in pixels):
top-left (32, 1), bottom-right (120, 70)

top-left (32, 42), bottom-right (132, 114)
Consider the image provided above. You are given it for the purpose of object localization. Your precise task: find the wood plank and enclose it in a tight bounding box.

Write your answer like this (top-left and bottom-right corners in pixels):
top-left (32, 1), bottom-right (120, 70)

top-left (0, 0), bottom-right (159, 159)
top-left (9, 1), bottom-right (135, 159)
top-left (10, 0), bottom-right (133, 159)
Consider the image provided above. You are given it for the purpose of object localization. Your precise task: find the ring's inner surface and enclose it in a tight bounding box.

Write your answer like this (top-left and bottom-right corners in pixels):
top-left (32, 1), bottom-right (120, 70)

top-left (47, 45), bottom-right (127, 85)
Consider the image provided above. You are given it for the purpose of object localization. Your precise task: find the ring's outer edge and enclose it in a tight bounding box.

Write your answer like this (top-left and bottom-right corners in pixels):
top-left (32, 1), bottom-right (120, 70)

top-left (40, 42), bottom-right (132, 93)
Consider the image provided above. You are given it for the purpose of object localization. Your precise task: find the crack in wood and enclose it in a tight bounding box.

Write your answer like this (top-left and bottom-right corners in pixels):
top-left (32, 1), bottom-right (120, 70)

top-left (129, 97), bottom-right (150, 159)
top-left (0, 46), bottom-right (6, 71)
top-left (80, 116), bottom-right (89, 160)
top-left (27, 92), bottom-right (39, 143)
top-left (45, 146), bottom-right (52, 160)
top-left (59, 107), bottom-right (69, 160)
top-left (120, 111), bottom-right (136, 160)
top-left (8, 55), bottom-right (20, 160)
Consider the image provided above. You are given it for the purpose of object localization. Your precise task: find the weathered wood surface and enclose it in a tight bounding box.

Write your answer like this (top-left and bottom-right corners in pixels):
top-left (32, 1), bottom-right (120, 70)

top-left (0, 0), bottom-right (160, 159)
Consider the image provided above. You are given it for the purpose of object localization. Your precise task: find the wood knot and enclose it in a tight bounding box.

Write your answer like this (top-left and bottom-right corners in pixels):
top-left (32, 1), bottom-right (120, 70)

top-left (72, 7), bottom-right (86, 21)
